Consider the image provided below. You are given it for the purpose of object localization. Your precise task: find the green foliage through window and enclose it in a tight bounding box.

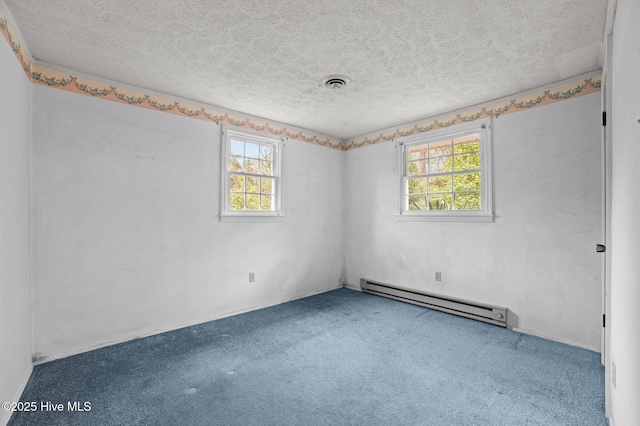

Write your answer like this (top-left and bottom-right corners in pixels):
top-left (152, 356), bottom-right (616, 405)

top-left (228, 138), bottom-right (276, 212)
top-left (405, 134), bottom-right (481, 211)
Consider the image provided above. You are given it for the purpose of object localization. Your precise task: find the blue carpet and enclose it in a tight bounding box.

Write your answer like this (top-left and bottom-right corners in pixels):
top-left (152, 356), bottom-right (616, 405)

top-left (8, 288), bottom-right (605, 425)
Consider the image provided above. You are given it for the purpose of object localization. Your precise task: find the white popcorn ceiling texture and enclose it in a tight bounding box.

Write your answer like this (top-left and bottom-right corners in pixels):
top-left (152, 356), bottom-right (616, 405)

top-left (5, 0), bottom-right (607, 140)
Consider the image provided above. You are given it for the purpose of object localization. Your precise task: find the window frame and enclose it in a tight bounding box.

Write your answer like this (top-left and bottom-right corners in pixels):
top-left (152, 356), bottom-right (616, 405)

top-left (220, 127), bottom-right (284, 222)
top-left (396, 118), bottom-right (494, 222)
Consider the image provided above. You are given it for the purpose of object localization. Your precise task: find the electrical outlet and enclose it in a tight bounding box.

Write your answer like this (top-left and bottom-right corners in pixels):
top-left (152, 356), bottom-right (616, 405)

top-left (249, 272), bottom-right (255, 283)
top-left (612, 360), bottom-right (616, 388)
top-left (435, 271), bottom-right (442, 282)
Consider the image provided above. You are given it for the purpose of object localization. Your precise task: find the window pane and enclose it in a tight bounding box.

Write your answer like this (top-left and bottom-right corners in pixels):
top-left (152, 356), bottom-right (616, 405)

top-left (429, 139), bottom-right (452, 157)
top-left (428, 193), bottom-right (452, 210)
top-left (428, 175), bottom-right (452, 193)
top-left (261, 195), bottom-right (273, 211)
top-left (224, 131), bottom-right (281, 217)
top-left (408, 144), bottom-right (428, 160)
top-left (454, 152), bottom-right (480, 171)
top-left (230, 193), bottom-right (245, 210)
top-left (454, 134), bottom-right (480, 153)
top-left (246, 194), bottom-right (259, 210)
top-left (261, 178), bottom-right (273, 194)
top-left (398, 121), bottom-right (490, 219)
top-left (245, 143), bottom-right (260, 159)
top-left (245, 158), bottom-right (258, 174)
top-left (246, 176), bottom-right (259, 193)
top-left (408, 160), bottom-right (427, 176)
top-left (408, 178), bottom-right (427, 194)
top-left (429, 156), bottom-right (453, 173)
top-left (230, 139), bottom-right (244, 156)
top-left (259, 145), bottom-right (273, 161)
top-left (230, 174), bottom-right (245, 192)
top-left (453, 172), bottom-right (481, 191)
top-left (408, 195), bottom-right (427, 210)
top-left (454, 192), bottom-right (481, 210)
top-left (259, 160), bottom-right (273, 176)
top-left (230, 156), bottom-right (244, 172)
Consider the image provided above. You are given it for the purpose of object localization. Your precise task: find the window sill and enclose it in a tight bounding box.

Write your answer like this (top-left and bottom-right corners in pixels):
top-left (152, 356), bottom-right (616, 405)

top-left (220, 214), bottom-right (285, 223)
top-left (396, 213), bottom-right (494, 223)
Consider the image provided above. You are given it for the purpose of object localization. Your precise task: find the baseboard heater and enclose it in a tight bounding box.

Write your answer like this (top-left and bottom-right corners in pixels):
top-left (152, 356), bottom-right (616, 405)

top-left (360, 279), bottom-right (508, 327)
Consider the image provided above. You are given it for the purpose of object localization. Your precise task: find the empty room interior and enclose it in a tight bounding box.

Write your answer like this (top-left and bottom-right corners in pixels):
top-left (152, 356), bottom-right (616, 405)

top-left (1, 0), bottom-right (638, 425)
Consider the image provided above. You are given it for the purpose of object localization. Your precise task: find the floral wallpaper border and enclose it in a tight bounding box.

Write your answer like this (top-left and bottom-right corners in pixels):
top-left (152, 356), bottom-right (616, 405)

top-left (1, 6), bottom-right (601, 152)
top-left (344, 75), bottom-right (601, 150)
top-left (27, 64), bottom-right (342, 148)
top-left (0, 7), bottom-right (30, 76)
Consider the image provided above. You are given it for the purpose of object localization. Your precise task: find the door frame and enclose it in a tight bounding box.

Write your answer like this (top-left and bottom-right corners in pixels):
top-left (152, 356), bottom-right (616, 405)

top-left (601, 32), bottom-right (613, 418)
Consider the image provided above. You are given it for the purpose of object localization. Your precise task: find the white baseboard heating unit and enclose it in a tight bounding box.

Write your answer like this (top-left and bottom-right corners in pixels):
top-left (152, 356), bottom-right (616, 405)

top-left (360, 279), bottom-right (508, 327)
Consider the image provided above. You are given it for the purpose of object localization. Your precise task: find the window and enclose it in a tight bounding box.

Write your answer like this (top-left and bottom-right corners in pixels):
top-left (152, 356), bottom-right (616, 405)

top-left (397, 119), bottom-right (493, 222)
top-left (220, 128), bottom-right (283, 222)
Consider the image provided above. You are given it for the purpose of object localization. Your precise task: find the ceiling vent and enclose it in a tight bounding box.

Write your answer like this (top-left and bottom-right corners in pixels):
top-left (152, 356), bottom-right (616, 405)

top-left (322, 75), bottom-right (350, 89)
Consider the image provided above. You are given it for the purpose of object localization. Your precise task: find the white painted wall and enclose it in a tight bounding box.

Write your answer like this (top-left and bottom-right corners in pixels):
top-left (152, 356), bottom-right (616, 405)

top-left (0, 25), bottom-right (32, 426)
top-left (345, 93), bottom-right (603, 350)
top-left (609, 0), bottom-right (640, 423)
top-left (31, 85), bottom-right (343, 361)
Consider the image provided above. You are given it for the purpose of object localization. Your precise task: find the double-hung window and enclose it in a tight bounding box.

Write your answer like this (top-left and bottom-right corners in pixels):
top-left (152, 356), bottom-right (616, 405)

top-left (220, 127), bottom-right (283, 222)
top-left (397, 118), bottom-right (493, 222)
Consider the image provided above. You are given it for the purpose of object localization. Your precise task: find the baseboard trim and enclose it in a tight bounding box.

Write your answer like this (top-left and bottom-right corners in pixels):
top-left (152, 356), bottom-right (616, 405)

top-left (0, 364), bottom-right (33, 426)
top-left (343, 284), bottom-right (361, 291)
top-left (511, 327), bottom-right (600, 353)
top-left (32, 284), bottom-right (344, 365)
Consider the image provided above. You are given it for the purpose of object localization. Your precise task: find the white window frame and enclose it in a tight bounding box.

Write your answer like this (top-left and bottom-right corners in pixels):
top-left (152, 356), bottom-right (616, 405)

top-left (220, 127), bottom-right (284, 222)
top-left (396, 118), bottom-right (494, 222)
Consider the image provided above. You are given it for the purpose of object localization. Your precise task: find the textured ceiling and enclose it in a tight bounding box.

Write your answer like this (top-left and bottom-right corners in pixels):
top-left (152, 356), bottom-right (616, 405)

top-left (4, 0), bottom-right (607, 140)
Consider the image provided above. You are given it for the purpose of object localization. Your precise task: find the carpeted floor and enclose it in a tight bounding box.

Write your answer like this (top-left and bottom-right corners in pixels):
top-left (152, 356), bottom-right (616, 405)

top-left (8, 288), bottom-right (606, 425)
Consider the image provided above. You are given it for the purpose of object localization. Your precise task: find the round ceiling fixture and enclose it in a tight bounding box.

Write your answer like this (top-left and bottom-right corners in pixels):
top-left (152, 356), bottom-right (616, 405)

top-left (322, 75), bottom-right (350, 89)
